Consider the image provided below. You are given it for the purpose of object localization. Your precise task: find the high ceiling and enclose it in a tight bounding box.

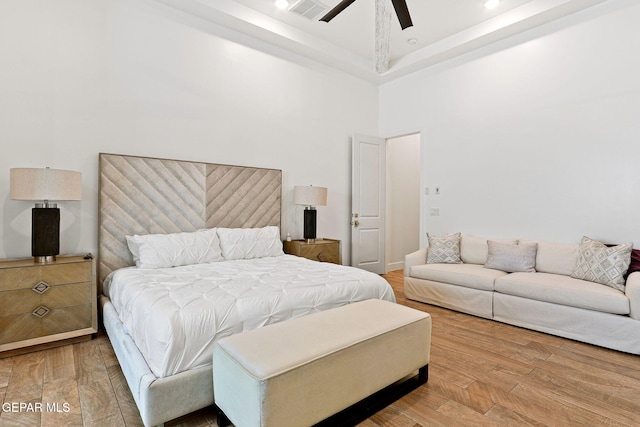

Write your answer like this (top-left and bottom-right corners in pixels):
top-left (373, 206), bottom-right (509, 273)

top-left (154, 0), bottom-right (608, 83)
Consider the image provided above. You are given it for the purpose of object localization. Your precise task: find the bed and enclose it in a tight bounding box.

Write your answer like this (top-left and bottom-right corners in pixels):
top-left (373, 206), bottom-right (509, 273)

top-left (98, 153), bottom-right (395, 426)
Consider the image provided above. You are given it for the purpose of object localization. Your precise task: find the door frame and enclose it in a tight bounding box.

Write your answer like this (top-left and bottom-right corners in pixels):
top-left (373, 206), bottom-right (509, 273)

top-left (351, 131), bottom-right (422, 273)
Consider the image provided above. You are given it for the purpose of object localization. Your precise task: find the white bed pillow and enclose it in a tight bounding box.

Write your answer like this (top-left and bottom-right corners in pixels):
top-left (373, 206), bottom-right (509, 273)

top-left (126, 228), bottom-right (223, 269)
top-left (217, 226), bottom-right (284, 260)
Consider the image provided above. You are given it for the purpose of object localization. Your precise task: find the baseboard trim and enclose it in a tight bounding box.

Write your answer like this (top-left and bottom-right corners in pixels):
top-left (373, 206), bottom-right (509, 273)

top-left (386, 261), bottom-right (404, 272)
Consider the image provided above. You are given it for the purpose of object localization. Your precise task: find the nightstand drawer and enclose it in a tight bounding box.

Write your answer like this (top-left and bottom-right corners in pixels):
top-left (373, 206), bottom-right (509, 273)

top-left (0, 261), bottom-right (91, 291)
top-left (0, 304), bottom-right (92, 344)
top-left (0, 282), bottom-right (91, 316)
top-left (298, 244), bottom-right (341, 264)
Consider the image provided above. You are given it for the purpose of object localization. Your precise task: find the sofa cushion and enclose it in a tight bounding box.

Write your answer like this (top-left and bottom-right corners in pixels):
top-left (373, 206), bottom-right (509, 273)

top-left (495, 272), bottom-right (630, 315)
top-left (460, 236), bottom-right (518, 265)
top-left (410, 263), bottom-right (508, 291)
top-left (484, 241), bottom-right (537, 273)
top-left (521, 240), bottom-right (578, 276)
top-left (427, 233), bottom-right (462, 264)
top-left (571, 236), bottom-right (632, 292)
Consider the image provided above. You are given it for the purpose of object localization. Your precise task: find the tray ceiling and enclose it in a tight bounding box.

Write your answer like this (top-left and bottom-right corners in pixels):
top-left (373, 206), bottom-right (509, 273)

top-left (154, 0), bottom-right (608, 83)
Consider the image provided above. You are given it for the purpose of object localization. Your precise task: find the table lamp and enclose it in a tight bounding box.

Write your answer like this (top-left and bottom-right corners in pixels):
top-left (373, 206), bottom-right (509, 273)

top-left (10, 167), bottom-right (82, 263)
top-left (294, 185), bottom-right (328, 242)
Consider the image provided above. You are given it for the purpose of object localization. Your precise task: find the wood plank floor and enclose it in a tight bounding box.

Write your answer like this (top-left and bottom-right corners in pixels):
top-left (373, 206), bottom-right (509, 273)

top-left (1, 270), bottom-right (639, 426)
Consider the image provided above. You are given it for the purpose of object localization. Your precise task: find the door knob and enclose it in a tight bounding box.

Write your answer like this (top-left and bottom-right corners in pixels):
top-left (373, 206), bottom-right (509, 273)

top-left (353, 220), bottom-right (360, 227)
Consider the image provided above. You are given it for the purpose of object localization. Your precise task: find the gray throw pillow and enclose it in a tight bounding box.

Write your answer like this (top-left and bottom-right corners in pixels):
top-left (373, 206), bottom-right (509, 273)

top-left (571, 236), bottom-right (632, 292)
top-left (426, 233), bottom-right (462, 264)
top-left (484, 240), bottom-right (537, 273)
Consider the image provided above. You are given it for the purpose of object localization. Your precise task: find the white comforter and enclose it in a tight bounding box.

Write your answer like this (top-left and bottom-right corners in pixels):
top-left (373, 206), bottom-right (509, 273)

top-left (103, 255), bottom-right (395, 378)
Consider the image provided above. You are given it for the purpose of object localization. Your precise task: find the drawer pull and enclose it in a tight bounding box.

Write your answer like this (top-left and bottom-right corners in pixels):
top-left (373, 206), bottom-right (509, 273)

top-left (32, 306), bottom-right (50, 318)
top-left (32, 281), bottom-right (51, 294)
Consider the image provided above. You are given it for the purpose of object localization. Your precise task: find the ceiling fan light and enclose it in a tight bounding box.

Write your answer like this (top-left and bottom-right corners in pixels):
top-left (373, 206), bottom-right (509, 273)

top-left (275, 0), bottom-right (289, 10)
top-left (484, 0), bottom-right (500, 9)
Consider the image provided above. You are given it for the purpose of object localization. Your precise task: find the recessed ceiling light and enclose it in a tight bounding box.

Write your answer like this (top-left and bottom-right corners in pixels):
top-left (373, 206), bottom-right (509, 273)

top-left (484, 0), bottom-right (500, 9)
top-left (275, 0), bottom-right (289, 10)
top-left (407, 38), bottom-right (418, 45)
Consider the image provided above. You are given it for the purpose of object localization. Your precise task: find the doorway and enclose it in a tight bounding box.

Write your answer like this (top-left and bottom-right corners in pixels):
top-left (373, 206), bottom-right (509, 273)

top-left (385, 133), bottom-right (421, 272)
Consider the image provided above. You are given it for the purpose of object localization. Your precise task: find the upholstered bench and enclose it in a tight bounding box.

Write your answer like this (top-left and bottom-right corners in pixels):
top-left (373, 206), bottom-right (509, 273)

top-left (213, 299), bottom-right (431, 427)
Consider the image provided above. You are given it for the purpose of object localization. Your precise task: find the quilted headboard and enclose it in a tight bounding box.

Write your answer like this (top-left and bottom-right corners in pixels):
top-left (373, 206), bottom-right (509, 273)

top-left (98, 153), bottom-right (282, 284)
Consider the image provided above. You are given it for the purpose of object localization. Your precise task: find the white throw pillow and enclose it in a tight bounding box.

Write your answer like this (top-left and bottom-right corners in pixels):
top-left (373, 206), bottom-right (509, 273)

top-left (217, 226), bottom-right (284, 260)
top-left (426, 233), bottom-right (462, 264)
top-left (520, 239), bottom-right (578, 276)
top-left (460, 236), bottom-right (518, 265)
top-left (484, 240), bottom-right (537, 273)
top-left (571, 236), bottom-right (632, 292)
top-left (126, 228), bottom-right (223, 269)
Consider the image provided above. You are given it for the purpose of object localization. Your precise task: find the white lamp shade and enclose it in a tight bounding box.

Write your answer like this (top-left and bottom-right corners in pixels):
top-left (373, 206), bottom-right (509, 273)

top-left (10, 168), bottom-right (82, 201)
top-left (294, 186), bottom-right (328, 207)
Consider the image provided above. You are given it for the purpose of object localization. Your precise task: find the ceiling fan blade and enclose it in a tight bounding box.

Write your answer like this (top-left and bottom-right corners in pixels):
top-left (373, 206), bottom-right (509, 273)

top-left (320, 0), bottom-right (357, 23)
top-left (390, 0), bottom-right (413, 29)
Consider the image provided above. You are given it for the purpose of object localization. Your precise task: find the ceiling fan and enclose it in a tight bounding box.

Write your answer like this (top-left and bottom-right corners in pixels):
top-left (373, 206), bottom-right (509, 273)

top-left (320, 0), bottom-right (413, 30)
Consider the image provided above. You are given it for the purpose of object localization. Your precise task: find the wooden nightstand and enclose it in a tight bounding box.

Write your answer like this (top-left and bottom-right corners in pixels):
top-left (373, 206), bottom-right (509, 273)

top-left (0, 254), bottom-right (97, 357)
top-left (283, 239), bottom-right (342, 264)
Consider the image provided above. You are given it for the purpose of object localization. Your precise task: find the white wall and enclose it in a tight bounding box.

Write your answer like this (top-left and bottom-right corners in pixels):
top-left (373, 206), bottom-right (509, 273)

top-left (386, 133), bottom-right (420, 271)
top-left (0, 0), bottom-right (378, 263)
top-left (380, 0), bottom-right (640, 249)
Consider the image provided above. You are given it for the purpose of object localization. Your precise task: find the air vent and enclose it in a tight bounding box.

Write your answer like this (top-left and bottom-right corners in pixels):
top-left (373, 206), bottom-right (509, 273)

top-left (289, 0), bottom-right (328, 21)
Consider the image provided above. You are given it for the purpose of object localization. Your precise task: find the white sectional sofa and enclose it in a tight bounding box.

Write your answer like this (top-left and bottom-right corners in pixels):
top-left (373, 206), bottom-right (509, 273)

top-left (404, 234), bottom-right (640, 354)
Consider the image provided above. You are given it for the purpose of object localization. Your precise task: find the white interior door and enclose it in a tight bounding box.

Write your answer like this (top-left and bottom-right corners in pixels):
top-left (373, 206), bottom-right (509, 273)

top-left (351, 133), bottom-right (386, 274)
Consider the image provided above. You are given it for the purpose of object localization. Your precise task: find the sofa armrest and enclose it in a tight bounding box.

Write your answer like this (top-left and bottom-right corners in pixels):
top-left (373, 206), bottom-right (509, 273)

top-left (627, 271), bottom-right (640, 320)
top-left (404, 248), bottom-right (428, 277)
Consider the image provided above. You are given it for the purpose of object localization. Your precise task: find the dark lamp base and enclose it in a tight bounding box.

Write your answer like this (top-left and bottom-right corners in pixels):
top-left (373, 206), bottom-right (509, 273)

top-left (32, 207), bottom-right (60, 261)
top-left (303, 208), bottom-right (317, 241)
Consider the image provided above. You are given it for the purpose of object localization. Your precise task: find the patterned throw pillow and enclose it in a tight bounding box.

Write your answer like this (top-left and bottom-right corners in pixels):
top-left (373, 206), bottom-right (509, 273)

top-left (427, 233), bottom-right (462, 264)
top-left (571, 236), bottom-right (633, 292)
